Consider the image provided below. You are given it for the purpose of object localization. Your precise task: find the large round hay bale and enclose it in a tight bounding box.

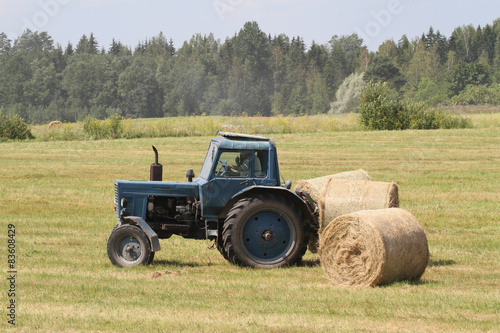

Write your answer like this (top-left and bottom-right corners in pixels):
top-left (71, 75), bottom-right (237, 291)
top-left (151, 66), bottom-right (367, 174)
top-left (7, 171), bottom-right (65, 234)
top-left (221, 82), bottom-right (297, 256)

top-left (318, 208), bottom-right (429, 287)
top-left (296, 175), bottom-right (398, 253)
top-left (318, 178), bottom-right (399, 230)
top-left (295, 170), bottom-right (375, 253)
top-left (294, 169), bottom-right (373, 200)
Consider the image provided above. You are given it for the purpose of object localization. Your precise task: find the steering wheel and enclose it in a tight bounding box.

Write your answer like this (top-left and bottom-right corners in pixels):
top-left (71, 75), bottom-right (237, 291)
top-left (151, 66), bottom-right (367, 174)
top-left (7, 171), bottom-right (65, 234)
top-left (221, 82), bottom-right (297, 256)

top-left (216, 160), bottom-right (227, 176)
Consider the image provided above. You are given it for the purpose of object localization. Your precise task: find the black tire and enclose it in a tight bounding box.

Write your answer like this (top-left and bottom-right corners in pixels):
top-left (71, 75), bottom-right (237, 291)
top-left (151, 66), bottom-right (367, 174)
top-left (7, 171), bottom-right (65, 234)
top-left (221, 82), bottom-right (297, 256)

top-left (221, 193), bottom-right (308, 269)
top-left (107, 224), bottom-right (154, 268)
top-left (216, 238), bottom-right (229, 261)
top-left (146, 251), bottom-right (155, 265)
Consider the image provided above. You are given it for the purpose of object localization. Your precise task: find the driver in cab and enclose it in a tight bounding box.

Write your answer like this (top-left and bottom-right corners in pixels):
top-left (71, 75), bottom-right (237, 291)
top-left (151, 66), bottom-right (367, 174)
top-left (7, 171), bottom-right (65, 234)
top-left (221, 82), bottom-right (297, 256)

top-left (228, 152), bottom-right (261, 176)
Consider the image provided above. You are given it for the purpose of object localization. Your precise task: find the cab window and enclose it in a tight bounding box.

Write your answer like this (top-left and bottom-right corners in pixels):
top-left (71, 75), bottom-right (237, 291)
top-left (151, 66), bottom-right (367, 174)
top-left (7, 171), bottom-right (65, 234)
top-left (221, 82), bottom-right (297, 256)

top-left (214, 151), bottom-right (248, 178)
top-left (213, 151), bottom-right (267, 178)
top-left (254, 151), bottom-right (267, 178)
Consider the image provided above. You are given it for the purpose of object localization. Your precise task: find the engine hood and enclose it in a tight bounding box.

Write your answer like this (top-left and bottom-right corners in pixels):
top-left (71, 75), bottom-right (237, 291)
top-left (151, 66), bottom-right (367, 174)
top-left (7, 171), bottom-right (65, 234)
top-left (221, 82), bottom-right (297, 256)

top-left (115, 179), bottom-right (202, 198)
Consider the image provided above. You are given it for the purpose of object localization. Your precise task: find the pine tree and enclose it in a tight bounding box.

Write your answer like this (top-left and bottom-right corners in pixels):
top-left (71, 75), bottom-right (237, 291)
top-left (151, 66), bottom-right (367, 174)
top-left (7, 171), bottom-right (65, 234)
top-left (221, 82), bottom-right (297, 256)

top-left (494, 34), bottom-right (500, 83)
top-left (0, 33), bottom-right (12, 56)
top-left (480, 24), bottom-right (496, 66)
top-left (64, 42), bottom-right (74, 56)
top-left (75, 34), bottom-right (98, 55)
top-left (364, 54), bottom-right (406, 90)
top-left (324, 44), bottom-right (348, 100)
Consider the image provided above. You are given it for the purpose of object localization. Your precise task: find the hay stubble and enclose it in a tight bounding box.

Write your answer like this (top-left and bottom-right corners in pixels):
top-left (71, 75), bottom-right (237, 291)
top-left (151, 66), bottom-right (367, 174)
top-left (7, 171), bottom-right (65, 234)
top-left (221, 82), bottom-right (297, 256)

top-left (0, 127), bottom-right (498, 332)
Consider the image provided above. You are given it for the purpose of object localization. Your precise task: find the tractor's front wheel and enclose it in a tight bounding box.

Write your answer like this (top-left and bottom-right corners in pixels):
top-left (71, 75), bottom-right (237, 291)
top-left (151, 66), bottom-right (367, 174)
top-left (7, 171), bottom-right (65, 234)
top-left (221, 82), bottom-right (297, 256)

top-left (221, 193), bottom-right (308, 269)
top-left (107, 224), bottom-right (154, 268)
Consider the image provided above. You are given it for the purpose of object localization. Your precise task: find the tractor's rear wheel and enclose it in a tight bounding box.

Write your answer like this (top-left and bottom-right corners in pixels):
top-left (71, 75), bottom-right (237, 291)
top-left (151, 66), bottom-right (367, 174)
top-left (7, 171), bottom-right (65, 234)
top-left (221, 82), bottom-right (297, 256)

top-left (107, 224), bottom-right (154, 267)
top-left (216, 237), bottom-right (229, 261)
top-left (221, 193), bottom-right (308, 269)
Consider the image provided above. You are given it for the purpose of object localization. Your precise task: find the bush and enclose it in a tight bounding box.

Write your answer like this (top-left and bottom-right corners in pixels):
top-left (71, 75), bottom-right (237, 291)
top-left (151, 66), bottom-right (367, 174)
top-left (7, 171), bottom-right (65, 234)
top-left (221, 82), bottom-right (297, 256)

top-left (450, 84), bottom-right (500, 106)
top-left (0, 111), bottom-right (34, 140)
top-left (359, 82), bottom-right (410, 130)
top-left (83, 114), bottom-right (123, 139)
top-left (37, 123), bottom-right (83, 141)
top-left (359, 82), bottom-right (471, 130)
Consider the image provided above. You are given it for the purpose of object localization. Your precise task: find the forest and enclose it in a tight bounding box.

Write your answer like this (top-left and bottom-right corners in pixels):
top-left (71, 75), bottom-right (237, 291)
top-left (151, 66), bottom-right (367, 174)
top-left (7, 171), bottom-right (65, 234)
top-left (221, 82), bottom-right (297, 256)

top-left (1, 19), bottom-right (500, 124)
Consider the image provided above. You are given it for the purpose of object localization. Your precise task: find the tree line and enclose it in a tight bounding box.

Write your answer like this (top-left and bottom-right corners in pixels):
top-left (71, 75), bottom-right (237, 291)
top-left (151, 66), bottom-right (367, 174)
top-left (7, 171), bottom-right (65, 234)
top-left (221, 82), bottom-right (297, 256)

top-left (0, 19), bottom-right (499, 124)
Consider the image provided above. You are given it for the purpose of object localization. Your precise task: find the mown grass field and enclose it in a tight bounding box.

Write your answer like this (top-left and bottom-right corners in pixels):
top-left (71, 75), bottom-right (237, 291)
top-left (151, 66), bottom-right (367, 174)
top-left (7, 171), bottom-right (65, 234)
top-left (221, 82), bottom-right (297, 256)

top-left (1, 114), bottom-right (499, 332)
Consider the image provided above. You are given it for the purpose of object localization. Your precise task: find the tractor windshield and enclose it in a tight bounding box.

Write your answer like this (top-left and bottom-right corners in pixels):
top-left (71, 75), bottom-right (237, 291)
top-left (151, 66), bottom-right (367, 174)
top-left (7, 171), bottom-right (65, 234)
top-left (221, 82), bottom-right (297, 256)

top-left (213, 151), bottom-right (266, 178)
top-left (199, 142), bottom-right (217, 180)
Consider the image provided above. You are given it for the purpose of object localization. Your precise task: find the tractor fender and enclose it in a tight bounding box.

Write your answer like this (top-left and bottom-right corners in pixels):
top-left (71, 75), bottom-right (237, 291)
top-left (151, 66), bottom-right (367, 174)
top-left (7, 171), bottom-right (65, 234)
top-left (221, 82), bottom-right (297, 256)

top-left (121, 216), bottom-right (161, 252)
top-left (219, 185), bottom-right (313, 225)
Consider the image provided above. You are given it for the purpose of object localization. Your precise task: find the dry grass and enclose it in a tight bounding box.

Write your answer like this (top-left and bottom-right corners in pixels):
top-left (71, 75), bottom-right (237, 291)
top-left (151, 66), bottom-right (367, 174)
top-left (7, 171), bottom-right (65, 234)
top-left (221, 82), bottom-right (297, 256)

top-left (0, 126), bottom-right (499, 332)
top-left (437, 105), bottom-right (500, 114)
top-left (31, 113), bottom-right (362, 141)
top-left (29, 110), bottom-right (500, 142)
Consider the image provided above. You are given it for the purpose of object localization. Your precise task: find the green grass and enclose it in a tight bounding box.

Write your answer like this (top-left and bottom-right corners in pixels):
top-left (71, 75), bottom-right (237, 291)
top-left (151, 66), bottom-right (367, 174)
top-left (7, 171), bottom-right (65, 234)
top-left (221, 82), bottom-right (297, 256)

top-left (1, 126), bottom-right (499, 332)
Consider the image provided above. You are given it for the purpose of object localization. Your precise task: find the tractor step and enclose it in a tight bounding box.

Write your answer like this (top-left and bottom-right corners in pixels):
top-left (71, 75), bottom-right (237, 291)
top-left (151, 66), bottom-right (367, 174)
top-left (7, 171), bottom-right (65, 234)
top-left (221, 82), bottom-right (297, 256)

top-left (206, 229), bottom-right (218, 238)
top-left (161, 224), bottom-right (191, 233)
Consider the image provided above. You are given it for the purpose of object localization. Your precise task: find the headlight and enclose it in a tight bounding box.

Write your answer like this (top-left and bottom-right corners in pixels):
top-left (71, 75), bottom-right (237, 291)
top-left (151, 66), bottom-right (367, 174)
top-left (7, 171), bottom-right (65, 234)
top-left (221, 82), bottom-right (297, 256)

top-left (120, 198), bottom-right (128, 208)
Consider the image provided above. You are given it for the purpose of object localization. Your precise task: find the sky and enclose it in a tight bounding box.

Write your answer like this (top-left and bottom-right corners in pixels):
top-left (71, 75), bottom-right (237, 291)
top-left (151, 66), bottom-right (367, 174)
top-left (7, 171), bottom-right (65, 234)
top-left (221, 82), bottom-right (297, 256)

top-left (1, 0), bottom-right (499, 52)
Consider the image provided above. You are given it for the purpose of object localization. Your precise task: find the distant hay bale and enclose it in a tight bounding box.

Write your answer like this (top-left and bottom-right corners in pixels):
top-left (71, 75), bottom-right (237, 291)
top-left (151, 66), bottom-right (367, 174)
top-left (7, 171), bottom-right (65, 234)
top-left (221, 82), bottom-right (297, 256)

top-left (48, 121), bottom-right (63, 129)
top-left (318, 208), bottom-right (429, 287)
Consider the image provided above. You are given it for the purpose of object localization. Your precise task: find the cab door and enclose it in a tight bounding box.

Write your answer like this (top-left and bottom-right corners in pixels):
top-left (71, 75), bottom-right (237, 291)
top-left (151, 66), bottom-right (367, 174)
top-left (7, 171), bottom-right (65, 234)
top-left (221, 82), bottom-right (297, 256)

top-left (201, 150), bottom-right (251, 217)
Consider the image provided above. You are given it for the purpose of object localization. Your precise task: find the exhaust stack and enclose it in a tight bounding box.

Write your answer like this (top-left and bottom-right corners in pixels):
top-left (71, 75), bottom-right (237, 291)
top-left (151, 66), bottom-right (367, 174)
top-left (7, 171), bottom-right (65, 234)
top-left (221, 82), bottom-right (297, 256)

top-left (150, 146), bottom-right (163, 181)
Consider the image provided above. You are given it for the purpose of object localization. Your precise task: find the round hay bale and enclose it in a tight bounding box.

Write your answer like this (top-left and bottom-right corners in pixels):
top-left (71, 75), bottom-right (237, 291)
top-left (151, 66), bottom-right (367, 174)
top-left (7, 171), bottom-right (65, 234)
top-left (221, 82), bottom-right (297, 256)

top-left (318, 208), bottom-right (429, 287)
top-left (295, 170), bottom-right (374, 254)
top-left (296, 175), bottom-right (398, 253)
top-left (294, 169), bottom-right (372, 200)
top-left (328, 169), bottom-right (373, 181)
top-left (48, 120), bottom-right (63, 129)
top-left (318, 178), bottom-right (399, 230)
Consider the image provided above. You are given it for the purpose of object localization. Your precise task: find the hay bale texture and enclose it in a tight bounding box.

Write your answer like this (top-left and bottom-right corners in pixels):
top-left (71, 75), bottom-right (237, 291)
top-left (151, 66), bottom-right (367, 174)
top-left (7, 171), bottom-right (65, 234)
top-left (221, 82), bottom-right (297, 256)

top-left (48, 120), bottom-right (63, 129)
top-left (295, 172), bottom-right (398, 253)
top-left (294, 169), bottom-right (373, 201)
top-left (317, 178), bottom-right (399, 230)
top-left (318, 208), bottom-right (430, 287)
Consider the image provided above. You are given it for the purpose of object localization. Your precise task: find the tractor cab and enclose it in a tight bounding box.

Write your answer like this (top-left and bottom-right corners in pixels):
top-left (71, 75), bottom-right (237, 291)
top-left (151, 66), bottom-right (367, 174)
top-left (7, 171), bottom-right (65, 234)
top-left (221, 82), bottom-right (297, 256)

top-left (198, 132), bottom-right (281, 217)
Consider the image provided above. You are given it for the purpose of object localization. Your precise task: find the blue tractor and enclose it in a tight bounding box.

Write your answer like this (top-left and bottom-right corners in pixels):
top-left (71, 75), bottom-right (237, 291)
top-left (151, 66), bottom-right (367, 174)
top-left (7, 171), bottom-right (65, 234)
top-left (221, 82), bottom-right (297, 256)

top-left (107, 132), bottom-right (317, 269)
